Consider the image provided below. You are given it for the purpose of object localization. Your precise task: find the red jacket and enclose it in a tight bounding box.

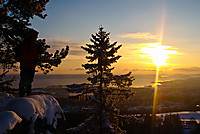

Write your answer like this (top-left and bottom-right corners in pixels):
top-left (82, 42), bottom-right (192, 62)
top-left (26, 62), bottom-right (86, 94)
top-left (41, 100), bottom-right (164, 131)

top-left (19, 41), bottom-right (38, 69)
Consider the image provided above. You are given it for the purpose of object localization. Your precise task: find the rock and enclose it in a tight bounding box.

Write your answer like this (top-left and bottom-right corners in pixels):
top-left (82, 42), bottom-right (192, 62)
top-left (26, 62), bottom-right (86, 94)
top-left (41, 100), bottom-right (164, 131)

top-left (0, 93), bottom-right (66, 134)
top-left (0, 111), bottom-right (22, 134)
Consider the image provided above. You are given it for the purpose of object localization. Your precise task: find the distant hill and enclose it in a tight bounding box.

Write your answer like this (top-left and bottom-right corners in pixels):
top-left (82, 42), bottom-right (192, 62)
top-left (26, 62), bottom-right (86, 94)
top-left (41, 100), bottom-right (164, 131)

top-left (160, 77), bottom-right (200, 89)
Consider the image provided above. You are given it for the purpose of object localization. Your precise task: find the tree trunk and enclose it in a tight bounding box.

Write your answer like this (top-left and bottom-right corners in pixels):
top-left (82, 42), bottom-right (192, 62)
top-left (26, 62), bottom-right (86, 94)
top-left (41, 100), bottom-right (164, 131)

top-left (99, 61), bottom-right (103, 134)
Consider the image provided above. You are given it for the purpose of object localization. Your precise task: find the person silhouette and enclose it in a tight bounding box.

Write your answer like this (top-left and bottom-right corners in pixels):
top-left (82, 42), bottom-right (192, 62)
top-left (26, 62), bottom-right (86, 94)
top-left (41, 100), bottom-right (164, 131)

top-left (18, 29), bottom-right (39, 97)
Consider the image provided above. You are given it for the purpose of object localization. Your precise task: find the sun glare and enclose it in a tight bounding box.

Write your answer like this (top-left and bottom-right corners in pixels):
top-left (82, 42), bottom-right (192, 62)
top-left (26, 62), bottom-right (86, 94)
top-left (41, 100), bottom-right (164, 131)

top-left (140, 43), bottom-right (178, 67)
top-left (140, 42), bottom-right (180, 131)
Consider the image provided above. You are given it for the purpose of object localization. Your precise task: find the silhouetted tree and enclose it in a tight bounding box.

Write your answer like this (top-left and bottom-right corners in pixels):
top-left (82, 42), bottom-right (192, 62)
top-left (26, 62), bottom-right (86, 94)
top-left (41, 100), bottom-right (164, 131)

top-left (66, 27), bottom-right (136, 134)
top-left (162, 114), bottom-right (183, 134)
top-left (0, 71), bottom-right (16, 93)
top-left (0, 0), bottom-right (49, 41)
top-left (0, 0), bottom-right (69, 74)
top-left (112, 72), bottom-right (135, 88)
top-left (35, 39), bottom-right (69, 74)
top-left (81, 26), bottom-right (122, 86)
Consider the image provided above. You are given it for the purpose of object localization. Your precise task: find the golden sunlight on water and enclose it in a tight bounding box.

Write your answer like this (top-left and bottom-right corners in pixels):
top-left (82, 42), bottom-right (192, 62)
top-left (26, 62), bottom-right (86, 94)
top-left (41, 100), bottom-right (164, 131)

top-left (152, 66), bottom-right (159, 130)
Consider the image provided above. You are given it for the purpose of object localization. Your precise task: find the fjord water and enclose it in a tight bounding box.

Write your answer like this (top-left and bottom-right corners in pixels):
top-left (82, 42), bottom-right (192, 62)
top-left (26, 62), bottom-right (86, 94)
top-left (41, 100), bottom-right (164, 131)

top-left (5, 74), bottom-right (181, 88)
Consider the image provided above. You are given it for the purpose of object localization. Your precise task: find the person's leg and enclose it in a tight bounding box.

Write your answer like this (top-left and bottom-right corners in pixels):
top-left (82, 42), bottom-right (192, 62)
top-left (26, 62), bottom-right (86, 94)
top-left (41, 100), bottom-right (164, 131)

top-left (26, 84), bottom-right (31, 96)
top-left (19, 68), bottom-right (26, 97)
top-left (26, 68), bottom-right (35, 96)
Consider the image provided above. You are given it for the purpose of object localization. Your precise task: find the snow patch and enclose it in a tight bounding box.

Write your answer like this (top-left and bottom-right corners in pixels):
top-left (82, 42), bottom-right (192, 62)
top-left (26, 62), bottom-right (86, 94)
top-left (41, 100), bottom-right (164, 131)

top-left (6, 95), bottom-right (64, 134)
top-left (0, 93), bottom-right (15, 111)
top-left (0, 111), bottom-right (22, 134)
top-left (46, 130), bottom-right (53, 134)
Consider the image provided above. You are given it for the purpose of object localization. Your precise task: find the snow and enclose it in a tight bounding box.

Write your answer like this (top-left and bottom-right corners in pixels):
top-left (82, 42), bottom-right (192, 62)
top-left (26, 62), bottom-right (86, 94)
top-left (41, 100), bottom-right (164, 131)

top-left (0, 111), bottom-right (22, 134)
top-left (6, 95), bottom-right (63, 133)
top-left (7, 97), bottom-right (37, 120)
top-left (157, 111), bottom-right (200, 123)
top-left (0, 93), bottom-right (14, 111)
top-left (0, 93), bottom-right (64, 134)
top-left (46, 130), bottom-right (53, 134)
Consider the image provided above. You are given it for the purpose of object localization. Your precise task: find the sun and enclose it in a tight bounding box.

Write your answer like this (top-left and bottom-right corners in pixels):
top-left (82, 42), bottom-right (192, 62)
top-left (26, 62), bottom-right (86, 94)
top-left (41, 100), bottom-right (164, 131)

top-left (140, 43), bottom-right (178, 67)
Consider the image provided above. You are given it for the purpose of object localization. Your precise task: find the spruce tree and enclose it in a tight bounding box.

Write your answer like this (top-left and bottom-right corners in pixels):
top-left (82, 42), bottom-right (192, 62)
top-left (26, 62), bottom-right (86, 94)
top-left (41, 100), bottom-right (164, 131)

top-left (66, 27), bottom-right (136, 133)
top-left (81, 26), bottom-right (122, 86)
top-left (82, 26), bottom-right (122, 133)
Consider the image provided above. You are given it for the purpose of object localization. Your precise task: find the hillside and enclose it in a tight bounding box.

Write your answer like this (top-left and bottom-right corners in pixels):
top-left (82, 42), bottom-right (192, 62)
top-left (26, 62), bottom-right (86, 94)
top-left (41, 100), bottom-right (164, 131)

top-left (119, 77), bottom-right (200, 114)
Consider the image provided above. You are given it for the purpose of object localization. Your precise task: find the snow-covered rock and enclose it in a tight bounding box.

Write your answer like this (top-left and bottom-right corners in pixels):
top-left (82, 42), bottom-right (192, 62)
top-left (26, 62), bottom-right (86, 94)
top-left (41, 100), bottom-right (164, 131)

top-left (0, 111), bottom-right (22, 134)
top-left (0, 93), bottom-right (15, 111)
top-left (0, 93), bottom-right (65, 134)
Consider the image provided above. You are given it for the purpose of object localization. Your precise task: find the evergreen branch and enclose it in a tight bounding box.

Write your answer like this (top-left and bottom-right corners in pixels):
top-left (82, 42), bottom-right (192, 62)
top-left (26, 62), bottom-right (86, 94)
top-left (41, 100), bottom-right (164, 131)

top-left (106, 47), bottom-right (115, 57)
top-left (91, 34), bottom-right (100, 42)
top-left (86, 56), bottom-right (96, 62)
top-left (86, 69), bottom-right (98, 74)
top-left (108, 41), bottom-right (117, 49)
top-left (87, 76), bottom-right (98, 84)
top-left (114, 44), bottom-right (122, 51)
top-left (90, 38), bottom-right (96, 44)
top-left (86, 44), bottom-right (96, 49)
top-left (81, 46), bottom-right (95, 54)
top-left (82, 63), bottom-right (98, 70)
top-left (104, 37), bottom-right (110, 45)
top-left (0, 70), bottom-right (9, 81)
top-left (108, 55), bottom-right (122, 64)
top-left (66, 116), bottom-right (95, 133)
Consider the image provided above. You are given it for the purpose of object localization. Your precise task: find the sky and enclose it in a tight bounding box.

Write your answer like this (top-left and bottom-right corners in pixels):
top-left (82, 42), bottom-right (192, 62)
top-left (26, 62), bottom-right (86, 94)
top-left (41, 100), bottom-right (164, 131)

top-left (30, 0), bottom-right (200, 75)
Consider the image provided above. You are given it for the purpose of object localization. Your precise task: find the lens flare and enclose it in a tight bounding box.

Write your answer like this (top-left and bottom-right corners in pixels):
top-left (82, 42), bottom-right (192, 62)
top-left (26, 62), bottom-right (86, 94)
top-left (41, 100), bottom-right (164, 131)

top-left (140, 43), bottom-right (178, 68)
top-left (138, 7), bottom-right (181, 132)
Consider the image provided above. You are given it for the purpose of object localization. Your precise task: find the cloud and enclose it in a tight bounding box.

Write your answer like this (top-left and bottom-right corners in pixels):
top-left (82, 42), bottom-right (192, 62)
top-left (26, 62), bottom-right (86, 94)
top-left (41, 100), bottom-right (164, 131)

top-left (69, 50), bottom-right (86, 56)
top-left (46, 38), bottom-right (85, 49)
top-left (123, 69), bottom-right (130, 71)
top-left (173, 67), bottom-right (200, 72)
top-left (123, 68), bottom-right (156, 72)
top-left (74, 68), bottom-right (84, 71)
top-left (47, 39), bottom-right (68, 45)
top-left (131, 69), bottom-right (156, 72)
top-left (45, 38), bottom-right (87, 56)
top-left (119, 33), bottom-right (158, 40)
